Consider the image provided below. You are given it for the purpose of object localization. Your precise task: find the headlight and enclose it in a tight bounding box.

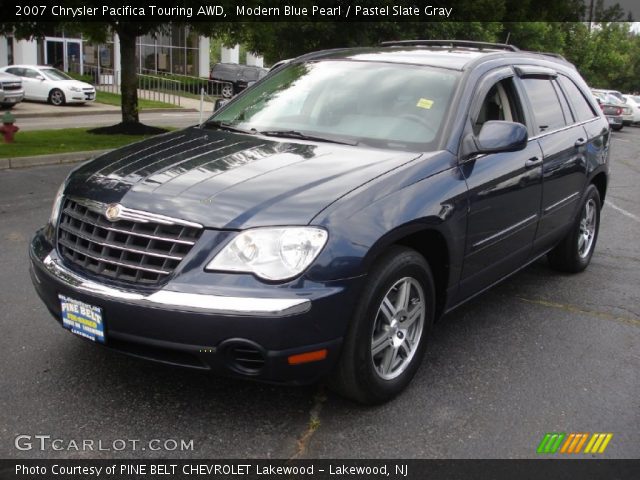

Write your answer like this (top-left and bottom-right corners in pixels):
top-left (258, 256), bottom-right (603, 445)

top-left (206, 227), bottom-right (328, 281)
top-left (49, 181), bottom-right (66, 226)
top-left (69, 86), bottom-right (82, 92)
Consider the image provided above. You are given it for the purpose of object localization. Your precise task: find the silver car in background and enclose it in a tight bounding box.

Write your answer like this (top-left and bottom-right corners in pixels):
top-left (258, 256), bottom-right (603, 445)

top-left (0, 71), bottom-right (24, 109)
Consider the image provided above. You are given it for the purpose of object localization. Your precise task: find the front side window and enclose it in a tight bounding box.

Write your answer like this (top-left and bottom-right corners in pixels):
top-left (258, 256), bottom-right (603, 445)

top-left (23, 69), bottom-right (41, 79)
top-left (473, 77), bottom-right (525, 135)
top-left (207, 60), bottom-right (460, 151)
top-left (40, 68), bottom-right (72, 81)
top-left (521, 78), bottom-right (567, 133)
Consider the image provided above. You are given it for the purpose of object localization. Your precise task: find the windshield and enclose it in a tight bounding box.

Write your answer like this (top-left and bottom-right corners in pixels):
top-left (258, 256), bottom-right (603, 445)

top-left (206, 60), bottom-right (460, 151)
top-left (41, 68), bottom-right (73, 81)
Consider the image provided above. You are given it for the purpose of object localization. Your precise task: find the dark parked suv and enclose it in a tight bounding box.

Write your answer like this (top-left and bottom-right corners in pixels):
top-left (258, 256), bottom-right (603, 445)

top-left (209, 63), bottom-right (267, 98)
top-left (30, 41), bottom-right (609, 404)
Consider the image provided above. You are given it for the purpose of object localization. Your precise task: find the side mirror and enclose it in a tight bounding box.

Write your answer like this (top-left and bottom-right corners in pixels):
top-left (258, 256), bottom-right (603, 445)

top-left (214, 98), bottom-right (229, 112)
top-left (462, 121), bottom-right (527, 159)
top-left (36, 75), bottom-right (45, 81)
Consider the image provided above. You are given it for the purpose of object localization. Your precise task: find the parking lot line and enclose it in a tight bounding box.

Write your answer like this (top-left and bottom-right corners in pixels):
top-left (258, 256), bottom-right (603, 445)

top-left (607, 202), bottom-right (640, 223)
top-left (516, 296), bottom-right (640, 328)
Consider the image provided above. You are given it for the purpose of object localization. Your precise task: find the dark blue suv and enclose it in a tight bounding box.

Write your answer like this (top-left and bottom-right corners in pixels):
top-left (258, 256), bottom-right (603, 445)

top-left (30, 41), bottom-right (609, 404)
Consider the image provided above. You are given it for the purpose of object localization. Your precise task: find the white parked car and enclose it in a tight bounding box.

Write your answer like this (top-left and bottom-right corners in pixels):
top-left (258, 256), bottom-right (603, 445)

top-left (623, 94), bottom-right (640, 124)
top-left (0, 65), bottom-right (95, 106)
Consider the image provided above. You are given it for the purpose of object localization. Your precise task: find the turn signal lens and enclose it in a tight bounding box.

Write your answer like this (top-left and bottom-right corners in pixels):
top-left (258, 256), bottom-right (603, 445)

top-left (287, 349), bottom-right (328, 365)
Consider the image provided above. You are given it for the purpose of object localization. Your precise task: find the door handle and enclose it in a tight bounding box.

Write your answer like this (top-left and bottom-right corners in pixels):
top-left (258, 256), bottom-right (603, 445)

top-left (574, 137), bottom-right (587, 148)
top-left (524, 156), bottom-right (542, 169)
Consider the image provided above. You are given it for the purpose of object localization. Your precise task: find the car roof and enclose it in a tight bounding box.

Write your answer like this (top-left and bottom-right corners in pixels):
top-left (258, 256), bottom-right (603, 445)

top-left (212, 63), bottom-right (265, 70)
top-left (3, 65), bottom-right (57, 69)
top-left (297, 42), bottom-right (574, 72)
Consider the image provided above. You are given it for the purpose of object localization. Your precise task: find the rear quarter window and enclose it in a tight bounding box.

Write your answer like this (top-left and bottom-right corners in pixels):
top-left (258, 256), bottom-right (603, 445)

top-left (557, 75), bottom-right (598, 122)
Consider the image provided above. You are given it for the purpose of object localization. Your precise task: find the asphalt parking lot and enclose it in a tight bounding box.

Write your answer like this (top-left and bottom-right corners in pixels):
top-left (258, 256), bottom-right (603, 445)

top-left (0, 128), bottom-right (638, 460)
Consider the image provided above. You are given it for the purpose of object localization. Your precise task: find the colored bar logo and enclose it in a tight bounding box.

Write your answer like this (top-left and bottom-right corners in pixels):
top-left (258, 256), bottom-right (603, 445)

top-left (537, 433), bottom-right (613, 454)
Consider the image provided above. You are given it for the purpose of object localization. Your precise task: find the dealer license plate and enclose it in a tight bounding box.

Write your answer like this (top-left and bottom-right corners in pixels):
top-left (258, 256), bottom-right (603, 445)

top-left (59, 294), bottom-right (105, 343)
top-left (608, 117), bottom-right (616, 124)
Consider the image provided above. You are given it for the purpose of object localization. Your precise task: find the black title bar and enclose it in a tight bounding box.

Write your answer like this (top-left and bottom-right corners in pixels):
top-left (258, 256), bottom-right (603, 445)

top-left (1, 459), bottom-right (640, 480)
top-left (2, 0), bottom-right (638, 22)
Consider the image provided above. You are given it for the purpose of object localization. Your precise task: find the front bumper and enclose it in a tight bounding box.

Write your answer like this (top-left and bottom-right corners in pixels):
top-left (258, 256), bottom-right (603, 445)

top-left (67, 89), bottom-right (96, 103)
top-left (0, 91), bottom-right (24, 104)
top-left (29, 229), bottom-right (359, 384)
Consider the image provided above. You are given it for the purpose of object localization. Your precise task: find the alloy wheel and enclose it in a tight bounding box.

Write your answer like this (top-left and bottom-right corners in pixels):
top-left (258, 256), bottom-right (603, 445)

top-left (50, 90), bottom-right (64, 106)
top-left (371, 277), bottom-right (425, 380)
top-left (578, 198), bottom-right (597, 258)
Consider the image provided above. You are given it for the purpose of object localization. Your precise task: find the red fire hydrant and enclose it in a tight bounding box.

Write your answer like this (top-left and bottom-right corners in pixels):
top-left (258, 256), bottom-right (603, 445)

top-left (0, 111), bottom-right (19, 143)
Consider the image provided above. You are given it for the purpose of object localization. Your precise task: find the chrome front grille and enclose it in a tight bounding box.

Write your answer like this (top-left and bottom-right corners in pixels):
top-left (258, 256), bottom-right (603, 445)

top-left (1, 82), bottom-right (21, 91)
top-left (57, 198), bottom-right (203, 285)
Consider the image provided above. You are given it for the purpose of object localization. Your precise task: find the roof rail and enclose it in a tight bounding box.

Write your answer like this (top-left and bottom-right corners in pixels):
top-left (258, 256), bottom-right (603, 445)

top-left (380, 40), bottom-right (520, 52)
top-left (528, 51), bottom-right (568, 62)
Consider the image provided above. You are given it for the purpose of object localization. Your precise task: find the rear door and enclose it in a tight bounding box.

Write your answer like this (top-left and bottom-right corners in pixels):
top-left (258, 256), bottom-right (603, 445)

top-left (457, 67), bottom-right (543, 298)
top-left (22, 68), bottom-right (49, 101)
top-left (516, 69), bottom-right (591, 252)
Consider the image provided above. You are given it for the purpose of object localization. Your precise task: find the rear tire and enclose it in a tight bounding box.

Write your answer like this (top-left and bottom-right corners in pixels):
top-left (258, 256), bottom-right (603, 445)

top-left (612, 124), bottom-right (623, 131)
top-left (330, 246), bottom-right (435, 404)
top-left (548, 184), bottom-right (601, 273)
top-left (221, 84), bottom-right (234, 99)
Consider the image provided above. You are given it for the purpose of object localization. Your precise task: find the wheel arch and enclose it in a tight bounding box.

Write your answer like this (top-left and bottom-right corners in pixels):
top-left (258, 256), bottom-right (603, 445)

top-left (364, 225), bottom-right (450, 320)
top-left (591, 172), bottom-right (607, 204)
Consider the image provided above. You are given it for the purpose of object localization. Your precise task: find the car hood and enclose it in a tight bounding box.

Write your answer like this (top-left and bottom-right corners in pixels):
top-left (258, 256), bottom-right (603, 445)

top-left (0, 72), bottom-right (21, 82)
top-left (57, 80), bottom-right (93, 89)
top-left (66, 126), bottom-right (421, 229)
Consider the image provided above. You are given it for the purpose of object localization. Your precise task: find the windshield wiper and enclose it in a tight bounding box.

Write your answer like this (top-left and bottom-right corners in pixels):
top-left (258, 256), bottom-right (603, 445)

top-left (204, 120), bottom-right (256, 135)
top-left (258, 129), bottom-right (358, 146)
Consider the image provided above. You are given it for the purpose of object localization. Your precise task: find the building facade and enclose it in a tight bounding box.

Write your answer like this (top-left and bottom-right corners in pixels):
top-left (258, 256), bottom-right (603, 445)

top-left (0, 26), bottom-right (211, 79)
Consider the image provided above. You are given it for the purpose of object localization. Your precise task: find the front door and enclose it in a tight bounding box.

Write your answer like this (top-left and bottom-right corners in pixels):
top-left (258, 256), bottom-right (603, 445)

top-left (457, 70), bottom-right (543, 299)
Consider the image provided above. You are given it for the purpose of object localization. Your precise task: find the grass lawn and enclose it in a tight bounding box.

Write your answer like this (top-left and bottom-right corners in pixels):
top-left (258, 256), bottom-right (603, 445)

top-left (0, 128), bottom-right (157, 158)
top-left (95, 91), bottom-right (180, 109)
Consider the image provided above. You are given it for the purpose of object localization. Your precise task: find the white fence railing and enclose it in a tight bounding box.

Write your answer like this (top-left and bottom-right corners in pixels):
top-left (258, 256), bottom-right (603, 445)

top-left (140, 69), bottom-right (232, 98)
top-left (82, 65), bottom-right (234, 107)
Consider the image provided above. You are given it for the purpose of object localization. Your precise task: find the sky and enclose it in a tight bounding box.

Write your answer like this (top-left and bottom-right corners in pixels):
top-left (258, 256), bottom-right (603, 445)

top-left (604, 0), bottom-right (639, 18)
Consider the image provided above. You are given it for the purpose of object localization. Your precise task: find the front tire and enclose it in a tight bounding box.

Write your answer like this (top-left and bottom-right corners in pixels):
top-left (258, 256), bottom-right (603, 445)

top-left (49, 89), bottom-right (65, 106)
top-left (548, 184), bottom-right (601, 273)
top-left (330, 247), bottom-right (435, 404)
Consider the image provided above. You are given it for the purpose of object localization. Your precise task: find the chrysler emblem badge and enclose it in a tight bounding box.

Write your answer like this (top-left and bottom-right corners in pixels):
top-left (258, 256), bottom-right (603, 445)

top-left (105, 204), bottom-right (121, 221)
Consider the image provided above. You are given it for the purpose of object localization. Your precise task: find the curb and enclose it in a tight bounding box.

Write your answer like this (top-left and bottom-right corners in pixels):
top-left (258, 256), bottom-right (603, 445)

top-left (0, 149), bottom-right (112, 170)
top-left (12, 107), bottom-right (198, 119)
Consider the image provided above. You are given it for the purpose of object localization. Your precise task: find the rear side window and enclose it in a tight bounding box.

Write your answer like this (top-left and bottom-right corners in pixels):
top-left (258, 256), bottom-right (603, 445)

top-left (521, 78), bottom-right (566, 133)
top-left (557, 76), bottom-right (598, 122)
top-left (242, 68), bottom-right (259, 80)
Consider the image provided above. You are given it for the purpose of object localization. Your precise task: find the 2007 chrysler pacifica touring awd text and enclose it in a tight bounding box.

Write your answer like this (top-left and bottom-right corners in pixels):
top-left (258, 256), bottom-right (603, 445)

top-left (30, 41), bottom-right (609, 403)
